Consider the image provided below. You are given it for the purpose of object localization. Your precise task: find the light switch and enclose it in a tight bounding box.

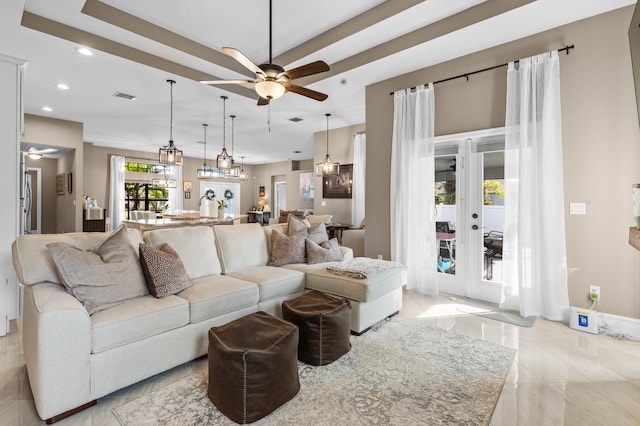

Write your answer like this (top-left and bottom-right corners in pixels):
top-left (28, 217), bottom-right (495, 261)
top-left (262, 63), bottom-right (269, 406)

top-left (569, 202), bottom-right (586, 215)
top-left (321, 201), bottom-right (326, 207)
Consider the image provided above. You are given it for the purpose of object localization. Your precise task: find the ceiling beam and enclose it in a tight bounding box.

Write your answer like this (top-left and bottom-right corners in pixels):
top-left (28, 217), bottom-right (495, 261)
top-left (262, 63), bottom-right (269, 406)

top-left (300, 0), bottom-right (536, 85)
top-left (80, 0), bottom-right (254, 78)
top-left (20, 11), bottom-right (257, 100)
top-left (273, 0), bottom-right (425, 66)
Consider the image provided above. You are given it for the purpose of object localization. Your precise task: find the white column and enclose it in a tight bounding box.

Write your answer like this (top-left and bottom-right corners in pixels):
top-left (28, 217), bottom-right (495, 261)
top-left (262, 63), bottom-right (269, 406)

top-left (0, 53), bottom-right (26, 335)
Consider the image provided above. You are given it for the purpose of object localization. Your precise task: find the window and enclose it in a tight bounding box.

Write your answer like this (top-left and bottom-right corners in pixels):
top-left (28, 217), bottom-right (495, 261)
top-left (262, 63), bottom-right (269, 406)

top-left (124, 162), bottom-right (170, 219)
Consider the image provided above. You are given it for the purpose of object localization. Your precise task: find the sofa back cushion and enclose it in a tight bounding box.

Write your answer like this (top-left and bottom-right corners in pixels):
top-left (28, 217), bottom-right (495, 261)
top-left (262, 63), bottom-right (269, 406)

top-left (12, 227), bottom-right (143, 286)
top-left (47, 226), bottom-right (149, 315)
top-left (142, 226), bottom-right (221, 279)
top-left (213, 223), bottom-right (268, 273)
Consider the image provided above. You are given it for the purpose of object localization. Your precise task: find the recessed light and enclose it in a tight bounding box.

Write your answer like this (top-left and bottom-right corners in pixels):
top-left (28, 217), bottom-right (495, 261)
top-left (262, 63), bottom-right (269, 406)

top-left (42, 106), bottom-right (53, 112)
top-left (56, 83), bottom-right (69, 90)
top-left (77, 47), bottom-right (93, 56)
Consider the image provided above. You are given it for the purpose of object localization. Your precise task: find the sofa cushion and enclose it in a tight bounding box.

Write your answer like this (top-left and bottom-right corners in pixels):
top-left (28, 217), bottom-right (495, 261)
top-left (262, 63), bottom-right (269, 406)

top-left (91, 294), bottom-right (189, 353)
top-left (287, 214), bottom-right (309, 235)
top-left (139, 243), bottom-right (193, 298)
top-left (307, 214), bottom-right (333, 225)
top-left (176, 275), bottom-right (259, 323)
top-left (278, 209), bottom-right (305, 223)
top-left (213, 223), bottom-right (269, 273)
top-left (302, 267), bottom-right (406, 303)
top-left (13, 228), bottom-right (143, 287)
top-left (142, 226), bottom-right (221, 279)
top-left (306, 238), bottom-right (344, 264)
top-left (269, 229), bottom-right (306, 266)
top-left (47, 226), bottom-right (148, 315)
top-left (227, 266), bottom-right (305, 302)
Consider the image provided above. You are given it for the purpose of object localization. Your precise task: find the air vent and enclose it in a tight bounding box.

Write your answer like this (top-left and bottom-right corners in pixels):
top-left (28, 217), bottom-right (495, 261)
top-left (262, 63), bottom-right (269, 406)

top-left (113, 92), bottom-right (136, 101)
top-left (288, 117), bottom-right (303, 122)
top-left (293, 150), bottom-right (302, 154)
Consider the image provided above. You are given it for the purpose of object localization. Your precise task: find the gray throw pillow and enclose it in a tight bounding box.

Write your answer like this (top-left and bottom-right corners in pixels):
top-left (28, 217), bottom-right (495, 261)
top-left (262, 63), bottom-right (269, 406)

top-left (307, 222), bottom-right (328, 245)
top-left (269, 229), bottom-right (306, 266)
top-left (47, 226), bottom-right (148, 315)
top-left (306, 238), bottom-right (344, 264)
top-left (139, 243), bottom-right (193, 298)
top-left (287, 214), bottom-right (309, 236)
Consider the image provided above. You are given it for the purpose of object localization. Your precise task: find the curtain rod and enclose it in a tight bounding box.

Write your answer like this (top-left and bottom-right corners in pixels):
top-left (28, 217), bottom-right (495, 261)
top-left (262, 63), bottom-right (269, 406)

top-left (389, 44), bottom-right (575, 95)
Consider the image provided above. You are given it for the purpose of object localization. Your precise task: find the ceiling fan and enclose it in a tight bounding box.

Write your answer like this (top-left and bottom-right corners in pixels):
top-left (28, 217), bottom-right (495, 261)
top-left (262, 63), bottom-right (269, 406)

top-left (200, 0), bottom-right (330, 106)
top-left (24, 147), bottom-right (57, 159)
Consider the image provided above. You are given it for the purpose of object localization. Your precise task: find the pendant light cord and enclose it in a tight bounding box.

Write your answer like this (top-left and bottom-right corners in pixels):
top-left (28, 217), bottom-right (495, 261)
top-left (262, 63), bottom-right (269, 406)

top-left (269, 0), bottom-right (273, 64)
top-left (325, 113), bottom-right (331, 156)
top-left (168, 79), bottom-right (175, 142)
top-left (230, 115), bottom-right (236, 157)
top-left (202, 123), bottom-right (208, 166)
top-left (221, 96), bottom-right (227, 148)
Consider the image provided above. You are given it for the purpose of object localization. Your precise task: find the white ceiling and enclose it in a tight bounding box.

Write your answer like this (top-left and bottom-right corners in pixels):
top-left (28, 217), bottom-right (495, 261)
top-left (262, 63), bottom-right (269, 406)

top-left (1, 0), bottom-right (635, 164)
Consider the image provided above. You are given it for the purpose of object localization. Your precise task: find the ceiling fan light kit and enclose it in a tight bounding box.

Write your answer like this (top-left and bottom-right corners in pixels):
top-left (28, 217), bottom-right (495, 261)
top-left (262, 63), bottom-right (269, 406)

top-left (315, 113), bottom-right (339, 176)
top-left (159, 79), bottom-right (183, 166)
top-left (201, 0), bottom-right (330, 105)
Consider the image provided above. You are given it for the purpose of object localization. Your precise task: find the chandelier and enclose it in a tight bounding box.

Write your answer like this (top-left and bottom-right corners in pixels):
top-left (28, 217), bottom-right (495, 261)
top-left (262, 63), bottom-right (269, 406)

top-left (216, 96), bottom-right (233, 169)
top-left (158, 79), bottom-right (183, 165)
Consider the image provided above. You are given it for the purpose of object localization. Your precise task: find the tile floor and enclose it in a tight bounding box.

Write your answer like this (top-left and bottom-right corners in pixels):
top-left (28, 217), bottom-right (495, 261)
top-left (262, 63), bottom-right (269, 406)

top-left (1, 289), bottom-right (639, 425)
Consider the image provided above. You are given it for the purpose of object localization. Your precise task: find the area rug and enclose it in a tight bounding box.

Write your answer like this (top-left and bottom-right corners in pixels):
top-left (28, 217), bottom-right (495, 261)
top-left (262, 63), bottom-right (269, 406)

top-left (113, 317), bottom-right (516, 425)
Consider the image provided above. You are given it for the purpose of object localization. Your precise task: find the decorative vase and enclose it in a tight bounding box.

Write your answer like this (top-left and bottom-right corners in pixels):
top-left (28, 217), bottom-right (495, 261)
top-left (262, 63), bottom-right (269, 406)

top-left (218, 207), bottom-right (224, 219)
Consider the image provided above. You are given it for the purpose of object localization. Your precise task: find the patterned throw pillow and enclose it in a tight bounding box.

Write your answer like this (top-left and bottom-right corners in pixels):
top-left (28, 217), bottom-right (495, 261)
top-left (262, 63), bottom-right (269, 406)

top-left (47, 226), bottom-right (148, 315)
top-left (306, 238), bottom-right (344, 264)
top-left (269, 229), bottom-right (306, 266)
top-left (139, 243), bottom-right (193, 298)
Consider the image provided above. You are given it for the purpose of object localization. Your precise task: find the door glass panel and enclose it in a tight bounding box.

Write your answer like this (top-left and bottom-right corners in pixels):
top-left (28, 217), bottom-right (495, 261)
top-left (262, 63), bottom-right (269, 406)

top-left (481, 151), bottom-right (504, 283)
top-left (435, 154), bottom-right (457, 275)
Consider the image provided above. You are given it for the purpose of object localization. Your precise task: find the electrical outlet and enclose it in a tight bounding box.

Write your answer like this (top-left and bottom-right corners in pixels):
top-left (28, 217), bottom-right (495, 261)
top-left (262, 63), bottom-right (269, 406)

top-left (589, 285), bottom-right (601, 301)
top-left (377, 254), bottom-right (383, 260)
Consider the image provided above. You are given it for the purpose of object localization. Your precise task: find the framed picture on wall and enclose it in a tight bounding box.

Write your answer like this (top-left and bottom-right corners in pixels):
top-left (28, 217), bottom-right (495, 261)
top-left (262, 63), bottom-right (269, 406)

top-left (67, 173), bottom-right (73, 193)
top-left (322, 164), bottom-right (352, 199)
top-left (56, 173), bottom-right (65, 195)
top-left (185, 191), bottom-right (191, 199)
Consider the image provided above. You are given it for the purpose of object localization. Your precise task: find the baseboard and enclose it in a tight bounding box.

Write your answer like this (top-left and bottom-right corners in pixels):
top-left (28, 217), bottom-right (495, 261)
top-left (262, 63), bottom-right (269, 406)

top-left (598, 311), bottom-right (640, 339)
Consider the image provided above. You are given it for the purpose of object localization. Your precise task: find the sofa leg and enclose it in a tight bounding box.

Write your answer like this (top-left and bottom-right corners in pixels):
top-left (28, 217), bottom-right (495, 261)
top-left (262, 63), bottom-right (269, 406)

top-left (350, 311), bottom-right (400, 336)
top-left (45, 400), bottom-right (97, 424)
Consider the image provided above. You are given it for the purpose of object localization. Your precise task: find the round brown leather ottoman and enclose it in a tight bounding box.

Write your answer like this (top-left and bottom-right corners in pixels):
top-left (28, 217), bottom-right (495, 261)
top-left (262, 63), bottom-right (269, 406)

top-left (282, 290), bottom-right (352, 366)
top-left (208, 311), bottom-right (300, 424)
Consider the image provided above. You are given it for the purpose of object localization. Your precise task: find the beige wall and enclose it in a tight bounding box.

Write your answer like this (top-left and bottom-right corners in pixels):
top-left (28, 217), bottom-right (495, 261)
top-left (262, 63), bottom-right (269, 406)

top-left (21, 115), bottom-right (83, 232)
top-left (83, 143), bottom-right (257, 216)
top-left (312, 123), bottom-right (365, 224)
top-left (366, 6), bottom-right (640, 318)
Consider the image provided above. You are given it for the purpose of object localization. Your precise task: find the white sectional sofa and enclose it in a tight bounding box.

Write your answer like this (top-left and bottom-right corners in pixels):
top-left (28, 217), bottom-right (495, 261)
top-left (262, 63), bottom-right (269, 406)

top-left (11, 223), bottom-right (405, 422)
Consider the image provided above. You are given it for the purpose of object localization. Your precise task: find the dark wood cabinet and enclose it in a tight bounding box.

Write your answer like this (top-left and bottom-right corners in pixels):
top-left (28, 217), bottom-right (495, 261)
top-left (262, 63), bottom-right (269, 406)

top-left (83, 209), bottom-right (106, 232)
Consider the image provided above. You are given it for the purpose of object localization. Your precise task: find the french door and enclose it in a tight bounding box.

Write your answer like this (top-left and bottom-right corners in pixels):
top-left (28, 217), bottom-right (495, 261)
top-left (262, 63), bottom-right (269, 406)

top-left (434, 129), bottom-right (505, 303)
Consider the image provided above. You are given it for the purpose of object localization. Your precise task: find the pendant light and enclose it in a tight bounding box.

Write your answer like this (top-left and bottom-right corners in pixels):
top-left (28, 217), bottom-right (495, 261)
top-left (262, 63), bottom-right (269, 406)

top-left (152, 165), bottom-right (177, 188)
top-left (239, 156), bottom-right (249, 181)
top-left (216, 96), bottom-right (233, 169)
top-left (227, 114), bottom-right (240, 178)
top-left (196, 123), bottom-right (214, 179)
top-left (315, 113), bottom-right (339, 176)
top-left (159, 79), bottom-right (183, 165)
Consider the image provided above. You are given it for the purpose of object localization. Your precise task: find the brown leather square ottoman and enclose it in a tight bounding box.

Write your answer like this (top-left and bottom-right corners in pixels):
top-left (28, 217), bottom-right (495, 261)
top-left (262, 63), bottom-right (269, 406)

top-left (282, 290), bottom-right (351, 366)
top-left (208, 311), bottom-right (300, 424)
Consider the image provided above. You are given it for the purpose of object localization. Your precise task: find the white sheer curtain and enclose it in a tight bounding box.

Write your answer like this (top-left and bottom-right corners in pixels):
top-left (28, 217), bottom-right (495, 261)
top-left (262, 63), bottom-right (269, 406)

top-left (108, 155), bottom-right (125, 230)
top-left (390, 84), bottom-right (439, 294)
top-left (167, 165), bottom-right (183, 212)
top-left (351, 133), bottom-right (366, 227)
top-left (501, 50), bottom-right (569, 321)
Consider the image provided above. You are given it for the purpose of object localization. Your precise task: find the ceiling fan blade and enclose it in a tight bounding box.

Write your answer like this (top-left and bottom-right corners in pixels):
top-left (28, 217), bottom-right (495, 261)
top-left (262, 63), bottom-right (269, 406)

top-left (284, 83), bottom-right (328, 102)
top-left (222, 47), bottom-right (264, 77)
top-left (200, 80), bottom-right (256, 90)
top-left (281, 61), bottom-right (330, 81)
top-left (257, 97), bottom-right (270, 106)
